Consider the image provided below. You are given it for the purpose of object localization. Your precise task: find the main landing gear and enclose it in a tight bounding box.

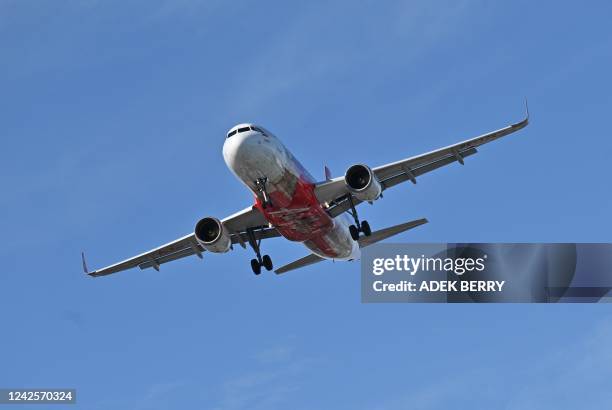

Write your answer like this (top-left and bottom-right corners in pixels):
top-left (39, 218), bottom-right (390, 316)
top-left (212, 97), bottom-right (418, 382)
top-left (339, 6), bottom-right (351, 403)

top-left (247, 228), bottom-right (273, 275)
top-left (347, 195), bottom-right (372, 241)
top-left (255, 177), bottom-right (273, 209)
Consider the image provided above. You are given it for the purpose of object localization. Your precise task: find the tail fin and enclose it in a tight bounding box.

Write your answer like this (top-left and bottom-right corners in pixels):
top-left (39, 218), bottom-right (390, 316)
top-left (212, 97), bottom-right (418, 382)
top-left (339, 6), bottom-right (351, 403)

top-left (324, 165), bottom-right (332, 181)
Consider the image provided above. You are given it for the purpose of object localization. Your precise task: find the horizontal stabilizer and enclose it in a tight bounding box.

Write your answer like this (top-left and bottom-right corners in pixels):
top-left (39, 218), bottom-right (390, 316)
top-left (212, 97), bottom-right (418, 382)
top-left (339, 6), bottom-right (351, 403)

top-left (275, 253), bottom-right (323, 274)
top-left (357, 218), bottom-right (428, 248)
top-left (275, 218), bottom-right (428, 274)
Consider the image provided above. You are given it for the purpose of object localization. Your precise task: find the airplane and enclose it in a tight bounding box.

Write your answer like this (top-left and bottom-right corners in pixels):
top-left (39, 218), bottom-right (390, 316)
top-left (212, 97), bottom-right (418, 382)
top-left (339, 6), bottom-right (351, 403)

top-left (82, 106), bottom-right (529, 277)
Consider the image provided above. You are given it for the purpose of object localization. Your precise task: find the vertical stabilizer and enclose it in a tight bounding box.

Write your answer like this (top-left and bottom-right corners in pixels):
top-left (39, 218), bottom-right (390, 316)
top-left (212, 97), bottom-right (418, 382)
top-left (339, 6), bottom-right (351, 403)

top-left (324, 165), bottom-right (332, 181)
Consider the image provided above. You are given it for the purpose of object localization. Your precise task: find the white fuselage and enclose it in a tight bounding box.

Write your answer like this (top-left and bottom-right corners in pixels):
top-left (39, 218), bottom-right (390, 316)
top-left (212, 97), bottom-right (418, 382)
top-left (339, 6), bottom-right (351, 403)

top-left (222, 124), bottom-right (360, 261)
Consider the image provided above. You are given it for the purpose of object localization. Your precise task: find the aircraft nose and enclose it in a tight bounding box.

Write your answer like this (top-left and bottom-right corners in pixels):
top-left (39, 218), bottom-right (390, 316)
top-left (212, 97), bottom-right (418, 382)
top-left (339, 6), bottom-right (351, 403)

top-left (223, 131), bottom-right (262, 171)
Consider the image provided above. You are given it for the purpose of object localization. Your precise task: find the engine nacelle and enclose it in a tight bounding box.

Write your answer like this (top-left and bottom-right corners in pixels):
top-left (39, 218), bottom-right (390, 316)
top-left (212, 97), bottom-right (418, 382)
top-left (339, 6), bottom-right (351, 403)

top-left (194, 217), bottom-right (232, 253)
top-left (344, 164), bottom-right (382, 202)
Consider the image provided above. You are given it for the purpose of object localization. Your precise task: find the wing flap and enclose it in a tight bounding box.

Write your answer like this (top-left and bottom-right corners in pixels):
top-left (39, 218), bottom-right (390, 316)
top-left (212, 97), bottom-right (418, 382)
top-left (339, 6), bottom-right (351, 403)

top-left (87, 234), bottom-right (197, 277)
top-left (138, 246), bottom-right (202, 270)
top-left (380, 147), bottom-right (477, 190)
top-left (232, 227), bottom-right (281, 244)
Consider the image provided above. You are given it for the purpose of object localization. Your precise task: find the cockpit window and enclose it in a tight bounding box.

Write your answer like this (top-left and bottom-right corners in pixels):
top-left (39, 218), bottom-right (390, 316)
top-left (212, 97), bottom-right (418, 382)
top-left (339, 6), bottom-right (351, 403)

top-left (228, 126), bottom-right (266, 138)
top-left (251, 126), bottom-right (267, 136)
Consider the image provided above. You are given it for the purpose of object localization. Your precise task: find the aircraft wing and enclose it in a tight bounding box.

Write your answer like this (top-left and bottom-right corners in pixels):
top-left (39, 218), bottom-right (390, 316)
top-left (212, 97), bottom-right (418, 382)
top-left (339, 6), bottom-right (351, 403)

top-left (83, 206), bottom-right (279, 277)
top-left (315, 111), bottom-right (529, 217)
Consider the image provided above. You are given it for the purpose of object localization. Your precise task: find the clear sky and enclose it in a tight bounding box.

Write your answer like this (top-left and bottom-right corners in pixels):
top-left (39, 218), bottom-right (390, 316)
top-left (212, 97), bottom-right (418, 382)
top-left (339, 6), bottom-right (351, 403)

top-left (1, 1), bottom-right (612, 409)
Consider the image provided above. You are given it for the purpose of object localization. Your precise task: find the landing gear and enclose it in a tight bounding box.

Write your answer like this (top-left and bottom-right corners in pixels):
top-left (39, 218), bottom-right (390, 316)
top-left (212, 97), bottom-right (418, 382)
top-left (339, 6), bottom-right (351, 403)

top-left (347, 195), bottom-right (372, 241)
top-left (349, 224), bottom-right (359, 241)
top-left (250, 254), bottom-right (273, 274)
top-left (255, 177), bottom-right (273, 208)
top-left (247, 228), bottom-right (273, 275)
top-left (251, 258), bottom-right (262, 275)
top-left (361, 220), bottom-right (371, 236)
top-left (262, 254), bottom-right (273, 271)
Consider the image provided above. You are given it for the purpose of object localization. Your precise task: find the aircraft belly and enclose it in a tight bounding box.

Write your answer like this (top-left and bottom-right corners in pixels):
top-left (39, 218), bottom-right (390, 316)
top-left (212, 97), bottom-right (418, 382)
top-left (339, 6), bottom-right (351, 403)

top-left (261, 174), bottom-right (358, 259)
top-left (303, 218), bottom-right (359, 260)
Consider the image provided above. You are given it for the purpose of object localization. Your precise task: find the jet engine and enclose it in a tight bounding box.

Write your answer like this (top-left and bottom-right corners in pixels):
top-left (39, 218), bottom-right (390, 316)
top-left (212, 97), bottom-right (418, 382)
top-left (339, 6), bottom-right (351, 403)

top-left (194, 217), bottom-right (232, 253)
top-left (344, 164), bottom-right (382, 202)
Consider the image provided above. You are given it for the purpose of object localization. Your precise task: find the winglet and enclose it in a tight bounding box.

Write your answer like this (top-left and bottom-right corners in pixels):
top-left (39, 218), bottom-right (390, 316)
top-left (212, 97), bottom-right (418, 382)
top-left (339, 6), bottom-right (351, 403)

top-left (81, 251), bottom-right (90, 274)
top-left (524, 97), bottom-right (530, 121)
top-left (510, 99), bottom-right (530, 130)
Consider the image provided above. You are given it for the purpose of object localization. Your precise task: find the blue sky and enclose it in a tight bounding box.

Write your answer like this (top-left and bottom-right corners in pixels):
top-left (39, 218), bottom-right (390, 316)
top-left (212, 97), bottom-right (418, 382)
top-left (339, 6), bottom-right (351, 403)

top-left (1, 1), bottom-right (612, 408)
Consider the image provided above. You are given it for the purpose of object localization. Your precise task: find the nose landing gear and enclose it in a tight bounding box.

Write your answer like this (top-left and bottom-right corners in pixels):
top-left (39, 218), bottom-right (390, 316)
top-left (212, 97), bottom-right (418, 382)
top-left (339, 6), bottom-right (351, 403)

top-left (255, 177), bottom-right (273, 209)
top-left (346, 195), bottom-right (372, 241)
top-left (247, 228), bottom-right (273, 275)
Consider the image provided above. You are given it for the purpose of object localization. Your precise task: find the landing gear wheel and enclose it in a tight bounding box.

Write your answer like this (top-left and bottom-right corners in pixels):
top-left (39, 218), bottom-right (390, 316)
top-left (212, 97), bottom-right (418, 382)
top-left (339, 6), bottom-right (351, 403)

top-left (262, 255), bottom-right (273, 271)
top-left (251, 259), bottom-right (261, 275)
top-left (361, 220), bottom-right (371, 236)
top-left (349, 224), bottom-right (360, 241)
